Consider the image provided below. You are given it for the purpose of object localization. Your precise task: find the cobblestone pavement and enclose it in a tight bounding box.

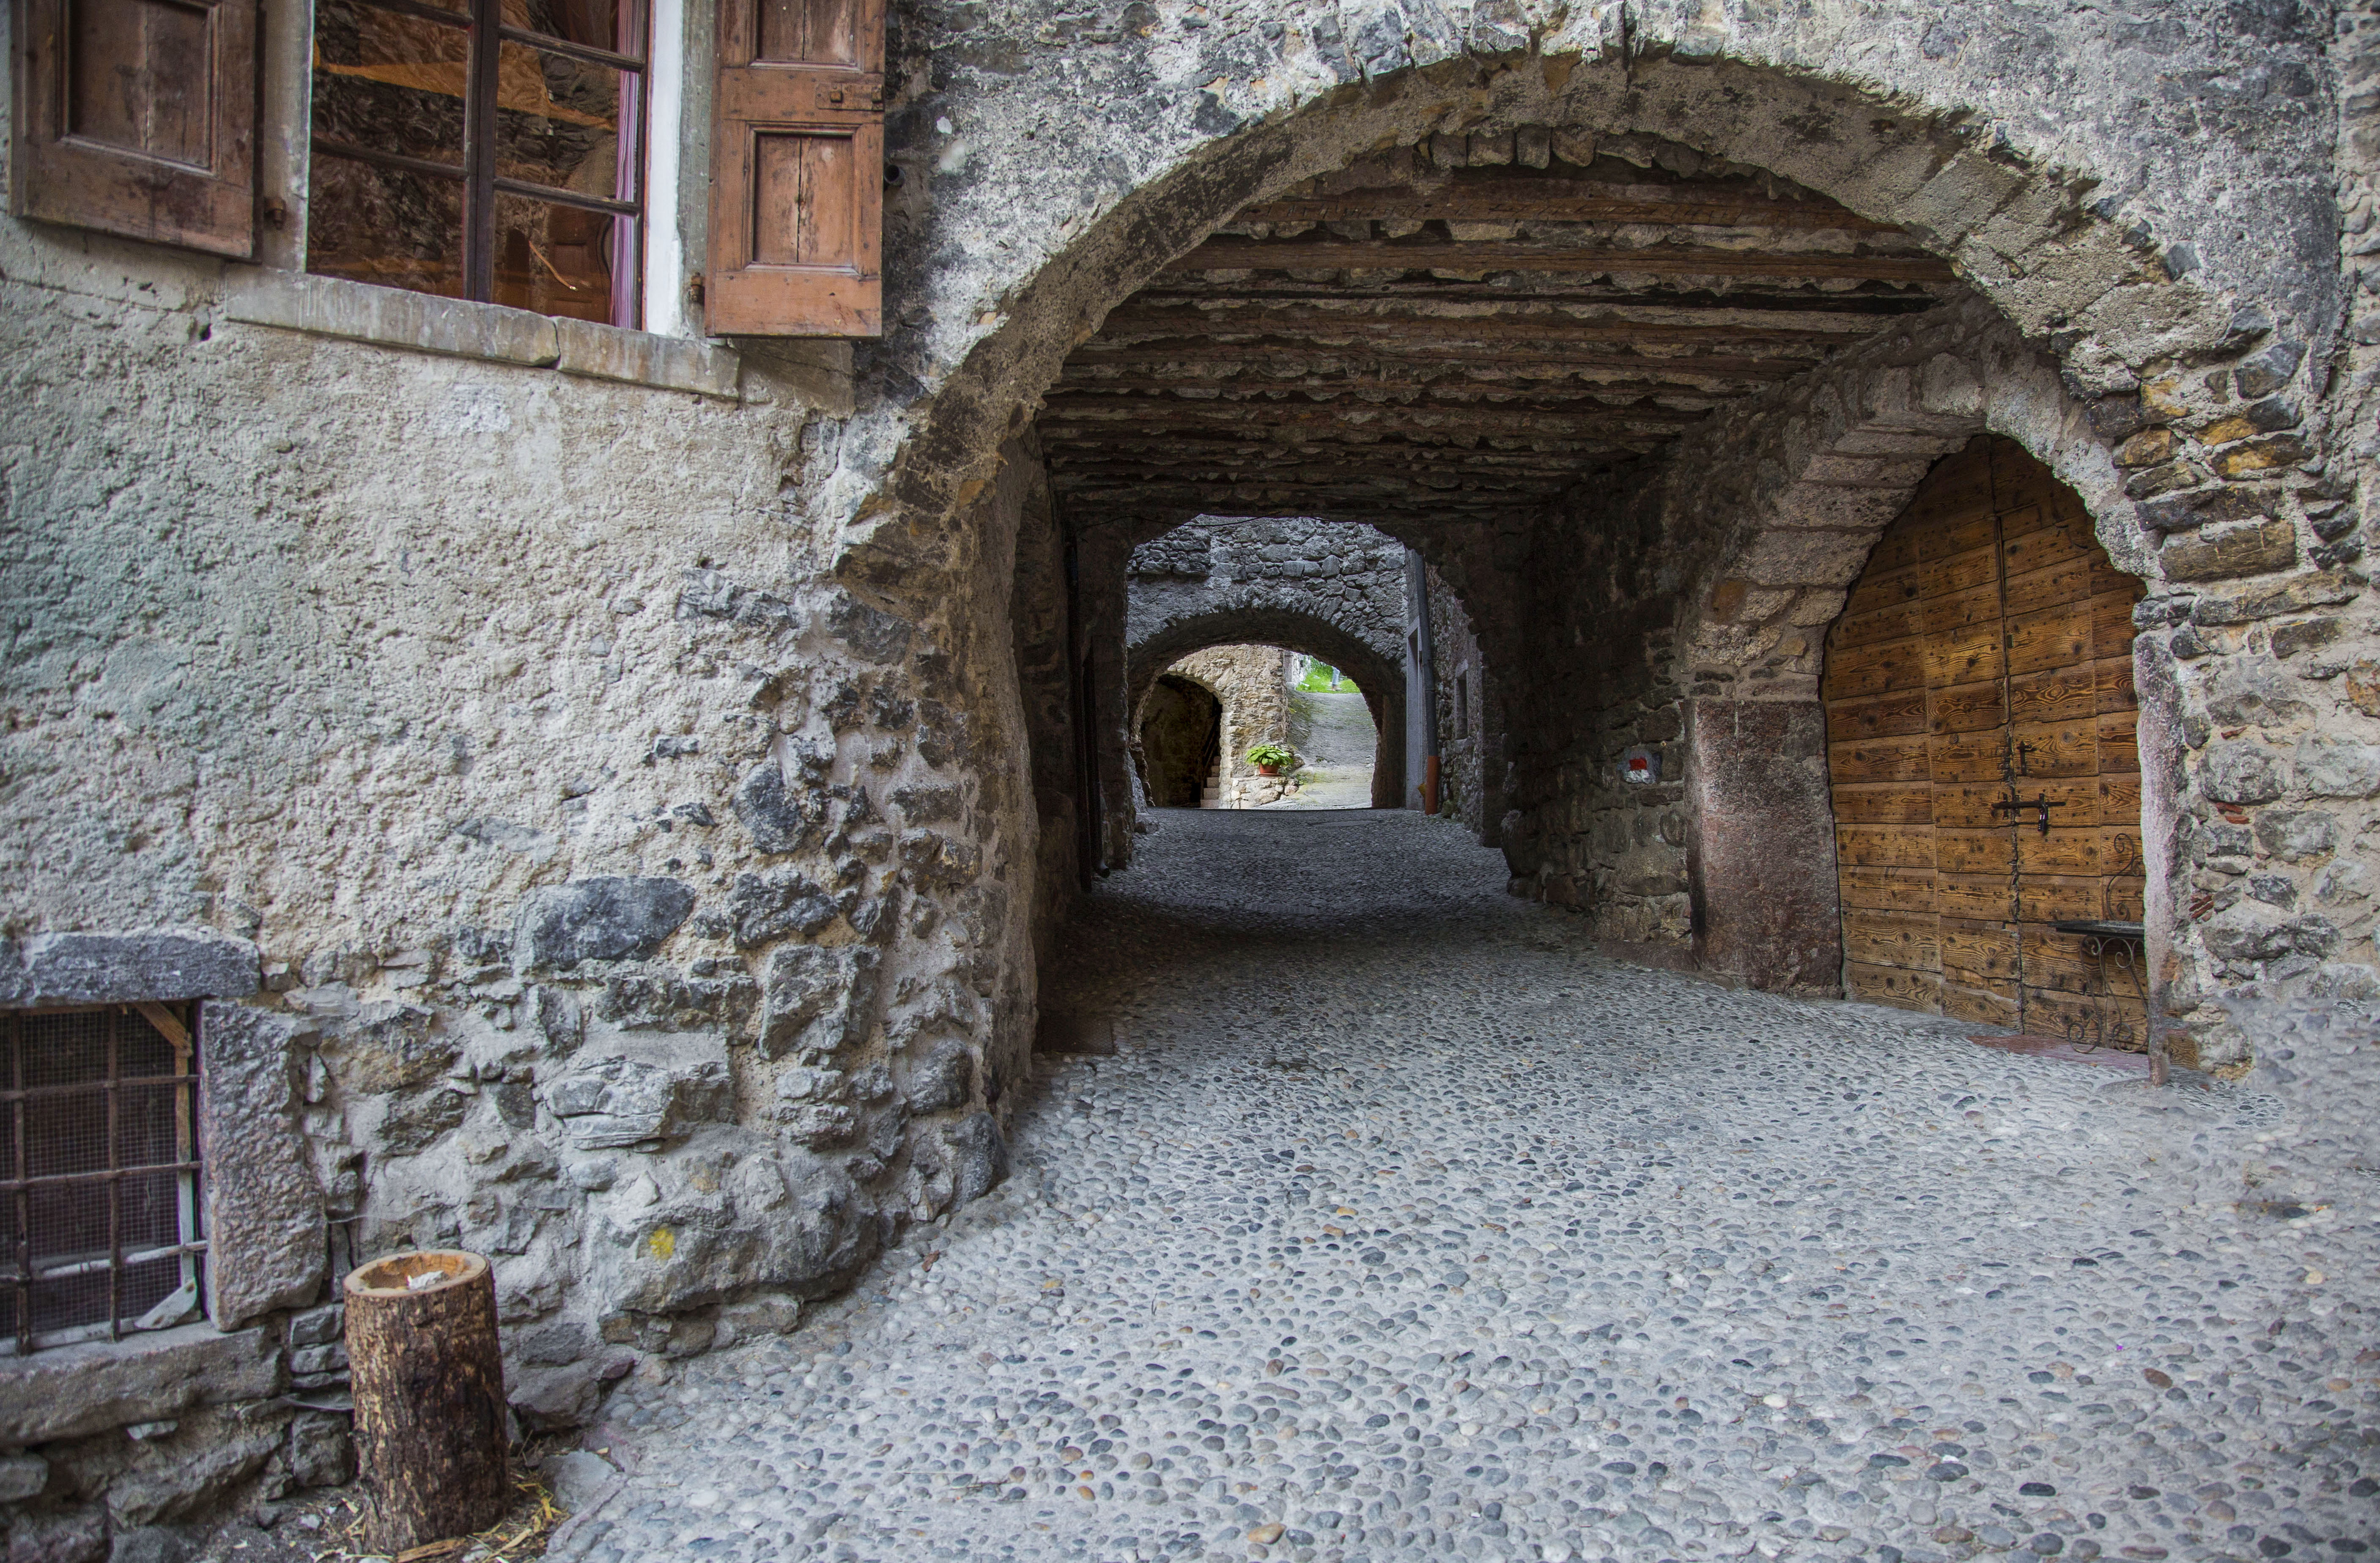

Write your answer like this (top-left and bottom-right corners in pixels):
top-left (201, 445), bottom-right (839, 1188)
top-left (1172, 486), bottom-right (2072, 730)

top-left (553, 812), bottom-right (2377, 1563)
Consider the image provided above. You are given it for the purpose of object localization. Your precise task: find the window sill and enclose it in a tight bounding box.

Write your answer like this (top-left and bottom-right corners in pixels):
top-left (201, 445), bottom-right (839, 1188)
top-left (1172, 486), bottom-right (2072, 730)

top-left (0, 1321), bottom-right (282, 1446)
top-left (219, 268), bottom-right (817, 403)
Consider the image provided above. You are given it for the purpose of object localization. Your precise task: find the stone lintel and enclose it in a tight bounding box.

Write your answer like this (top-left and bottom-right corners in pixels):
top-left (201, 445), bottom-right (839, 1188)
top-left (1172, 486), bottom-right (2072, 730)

top-left (0, 928), bottom-right (259, 1007)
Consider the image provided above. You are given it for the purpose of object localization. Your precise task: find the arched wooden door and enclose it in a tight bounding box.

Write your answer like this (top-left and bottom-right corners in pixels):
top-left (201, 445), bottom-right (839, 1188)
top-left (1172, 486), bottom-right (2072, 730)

top-left (1823, 436), bottom-right (2147, 1041)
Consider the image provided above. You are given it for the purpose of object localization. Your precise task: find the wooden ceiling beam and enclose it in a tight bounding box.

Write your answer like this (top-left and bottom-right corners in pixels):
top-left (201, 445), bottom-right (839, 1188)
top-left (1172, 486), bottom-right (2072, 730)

top-left (1163, 238), bottom-right (1958, 281)
top-left (1065, 343), bottom-right (1812, 380)
top-left (1237, 178), bottom-right (1901, 231)
top-left (1084, 309), bottom-right (1882, 350)
top-left (1047, 374), bottom-right (1740, 403)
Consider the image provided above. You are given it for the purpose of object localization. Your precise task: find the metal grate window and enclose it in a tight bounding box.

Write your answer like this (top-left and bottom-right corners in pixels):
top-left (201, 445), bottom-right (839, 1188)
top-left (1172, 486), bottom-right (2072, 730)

top-left (2, 1005), bottom-right (206, 1355)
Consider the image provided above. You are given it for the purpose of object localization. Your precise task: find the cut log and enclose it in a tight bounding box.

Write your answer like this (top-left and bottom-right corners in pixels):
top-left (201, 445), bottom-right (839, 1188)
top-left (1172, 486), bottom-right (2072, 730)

top-left (345, 1250), bottom-right (510, 1552)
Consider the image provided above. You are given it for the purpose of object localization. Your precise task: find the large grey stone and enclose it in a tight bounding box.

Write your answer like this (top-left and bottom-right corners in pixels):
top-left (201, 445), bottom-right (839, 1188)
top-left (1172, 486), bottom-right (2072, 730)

top-left (544, 1046), bottom-right (732, 1149)
top-left (0, 1450), bottom-right (49, 1502)
top-left (335, 1001), bottom-right (456, 1092)
top-left (516, 877), bottom-right (696, 968)
top-left (286, 1410), bottom-right (354, 1488)
top-left (0, 1324), bottom-right (281, 1446)
top-left (2198, 740), bottom-right (2287, 804)
top-left (0, 929), bottom-right (257, 1007)
top-left (925, 1111), bottom-right (1009, 1207)
top-left (6, 1506), bottom-right (106, 1563)
top-left (901, 1038), bottom-right (973, 1114)
top-left (106, 1528), bottom-right (188, 1563)
top-left (733, 757), bottom-right (826, 856)
top-left (2292, 736), bottom-right (2380, 798)
top-left (583, 1130), bottom-right (873, 1317)
top-left (728, 868), bottom-right (839, 946)
top-left (757, 945), bottom-right (879, 1060)
top-left (106, 1430), bottom-right (279, 1527)
top-left (199, 1004), bottom-right (328, 1329)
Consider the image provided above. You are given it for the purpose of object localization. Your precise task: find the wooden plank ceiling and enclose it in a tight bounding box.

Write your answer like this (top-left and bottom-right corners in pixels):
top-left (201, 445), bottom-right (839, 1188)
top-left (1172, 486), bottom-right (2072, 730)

top-left (1042, 134), bottom-right (1960, 528)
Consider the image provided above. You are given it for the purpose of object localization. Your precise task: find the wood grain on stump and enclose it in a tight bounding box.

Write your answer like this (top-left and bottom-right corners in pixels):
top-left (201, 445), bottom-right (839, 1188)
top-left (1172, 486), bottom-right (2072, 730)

top-left (345, 1249), bottom-right (510, 1552)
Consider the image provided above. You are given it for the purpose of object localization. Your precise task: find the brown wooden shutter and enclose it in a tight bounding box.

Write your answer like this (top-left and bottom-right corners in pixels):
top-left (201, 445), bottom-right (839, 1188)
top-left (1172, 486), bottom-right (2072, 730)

top-left (707, 0), bottom-right (884, 336)
top-left (9, 0), bottom-right (258, 258)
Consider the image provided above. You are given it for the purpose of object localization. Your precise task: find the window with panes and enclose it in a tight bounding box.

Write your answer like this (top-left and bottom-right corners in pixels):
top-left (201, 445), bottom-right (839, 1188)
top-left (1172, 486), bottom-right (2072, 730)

top-left (307, 0), bottom-right (649, 327)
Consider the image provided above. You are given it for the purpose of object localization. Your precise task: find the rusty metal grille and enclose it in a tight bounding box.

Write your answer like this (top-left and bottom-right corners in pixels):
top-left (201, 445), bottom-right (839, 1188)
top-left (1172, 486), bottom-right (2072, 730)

top-left (2, 1004), bottom-right (206, 1355)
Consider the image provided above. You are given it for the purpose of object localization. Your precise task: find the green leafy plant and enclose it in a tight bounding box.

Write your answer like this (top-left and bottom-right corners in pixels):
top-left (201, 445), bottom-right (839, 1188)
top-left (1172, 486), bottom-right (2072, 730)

top-left (1245, 743), bottom-right (1300, 772)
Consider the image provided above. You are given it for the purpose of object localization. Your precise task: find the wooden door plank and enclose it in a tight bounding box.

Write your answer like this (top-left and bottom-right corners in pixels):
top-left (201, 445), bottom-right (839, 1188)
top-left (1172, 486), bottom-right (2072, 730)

top-left (1839, 867), bottom-right (1937, 912)
top-left (2010, 718), bottom-right (2098, 776)
top-left (1936, 873), bottom-right (2016, 921)
top-left (1829, 735), bottom-right (1931, 782)
top-left (1831, 783), bottom-right (1934, 824)
top-left (1922, 619), bottom-right (2002, 689)
top-left (1836, 826), bottom-right (1936, 869)
top-left (1927, 730), bottom-right (2008, 783)
top-left (2006, 604), bottom-right (2094, 677)
top-left (1847, 962), bottom-right (1944, 1012)
top-left (1929, 678), bottom-right (2007, 735)
top-left (1842, 910), bottom-right (1943, 972)
top-left (1823, 637), bottom-right (1927, 699)
top-left (1831, 688), bottom-right (1930, 740)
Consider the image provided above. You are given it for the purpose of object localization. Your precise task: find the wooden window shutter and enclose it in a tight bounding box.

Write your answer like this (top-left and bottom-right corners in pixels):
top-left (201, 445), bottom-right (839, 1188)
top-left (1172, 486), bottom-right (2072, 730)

top-left (707, 0), bottom-right (884, 336)
top-left (9, 0), bottom-right (258, 258)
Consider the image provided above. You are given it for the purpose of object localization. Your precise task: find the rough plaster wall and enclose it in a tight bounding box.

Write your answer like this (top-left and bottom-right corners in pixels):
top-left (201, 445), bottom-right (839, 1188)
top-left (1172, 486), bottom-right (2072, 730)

top-left (1163, 645), bottom-right (1294, 806)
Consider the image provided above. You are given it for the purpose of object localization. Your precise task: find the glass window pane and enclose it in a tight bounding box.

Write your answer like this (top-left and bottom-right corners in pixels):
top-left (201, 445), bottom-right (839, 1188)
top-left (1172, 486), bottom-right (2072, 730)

top-left (308, 154), bottom-right (466, 297)
top-left (310, 0), bottom-right (469, 164)
top-left (494, 40), bottom-right (636, 204)
top-left (491, 191), bottom-right (633, 324)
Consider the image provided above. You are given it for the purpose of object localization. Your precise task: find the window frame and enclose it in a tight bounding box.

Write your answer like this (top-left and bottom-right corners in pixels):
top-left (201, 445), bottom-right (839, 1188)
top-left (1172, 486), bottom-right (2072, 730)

top-left (305, 0), bottom-right (653, 328)
top-left (2, 1002), bottom-right (206, 1357)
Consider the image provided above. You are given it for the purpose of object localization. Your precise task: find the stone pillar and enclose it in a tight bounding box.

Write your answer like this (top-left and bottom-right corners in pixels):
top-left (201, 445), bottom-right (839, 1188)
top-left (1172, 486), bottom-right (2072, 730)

top-left (1684, 699), bottom-right (1844, 996)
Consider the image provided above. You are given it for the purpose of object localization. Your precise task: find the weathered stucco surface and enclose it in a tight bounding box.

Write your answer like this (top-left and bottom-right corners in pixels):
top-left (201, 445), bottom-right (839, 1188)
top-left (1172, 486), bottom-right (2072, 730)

top-left (1, 0), bottom-right (2372, 1539)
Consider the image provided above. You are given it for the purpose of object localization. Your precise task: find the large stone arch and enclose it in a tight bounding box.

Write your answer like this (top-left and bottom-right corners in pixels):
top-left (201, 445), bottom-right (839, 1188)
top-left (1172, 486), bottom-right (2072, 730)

top-left (1127, 606), bottom-right (1408, 810)
top-left (848, 29), bottom-right (2328, 601)
top-left (844, 21), bottom-right (2341, 1072)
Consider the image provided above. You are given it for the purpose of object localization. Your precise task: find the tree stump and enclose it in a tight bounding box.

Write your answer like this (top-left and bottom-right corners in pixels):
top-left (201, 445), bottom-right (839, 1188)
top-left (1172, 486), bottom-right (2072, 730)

top-left (345, 1250), bottom-right (510, 1552)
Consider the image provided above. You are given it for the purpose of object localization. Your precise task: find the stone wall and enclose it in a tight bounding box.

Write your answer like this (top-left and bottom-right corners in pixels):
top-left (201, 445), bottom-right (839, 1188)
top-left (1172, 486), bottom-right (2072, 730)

top-left (1124, 518), bottom-right (1412, 812)
top-left (1425, 566), bottom-right (1491, 838)
top-left (1158, 645), bottom-right (1296, 808)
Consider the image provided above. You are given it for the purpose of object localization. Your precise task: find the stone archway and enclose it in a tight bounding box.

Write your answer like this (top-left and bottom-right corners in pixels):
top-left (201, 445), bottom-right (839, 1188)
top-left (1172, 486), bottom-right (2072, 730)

top-left (1136, 672), bottom-right (1223, 808)
top-left (1129, 606), bottom-right (1408, 812)
top-left (822, 30), bottom-right (2340, 1092)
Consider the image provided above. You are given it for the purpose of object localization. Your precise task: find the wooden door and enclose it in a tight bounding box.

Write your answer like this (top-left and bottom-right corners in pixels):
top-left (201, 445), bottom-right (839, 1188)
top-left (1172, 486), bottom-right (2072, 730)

top-left (1823, 436), bottom-right (2147, 1039)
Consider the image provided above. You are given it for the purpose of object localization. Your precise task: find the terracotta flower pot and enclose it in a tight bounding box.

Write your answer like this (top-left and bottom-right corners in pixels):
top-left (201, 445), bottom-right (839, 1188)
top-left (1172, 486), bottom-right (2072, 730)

top-left (1257, 764), bottom-right (1282, 776)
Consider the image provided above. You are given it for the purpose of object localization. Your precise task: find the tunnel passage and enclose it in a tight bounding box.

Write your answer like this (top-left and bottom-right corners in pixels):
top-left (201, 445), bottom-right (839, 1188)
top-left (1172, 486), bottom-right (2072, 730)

top-left (1137, 672), bottom-right (1221, 807)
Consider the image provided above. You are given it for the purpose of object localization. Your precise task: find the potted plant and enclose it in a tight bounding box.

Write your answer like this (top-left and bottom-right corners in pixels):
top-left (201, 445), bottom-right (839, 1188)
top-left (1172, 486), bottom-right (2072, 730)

top-left (1246, 742), bottom-right (1300, 777)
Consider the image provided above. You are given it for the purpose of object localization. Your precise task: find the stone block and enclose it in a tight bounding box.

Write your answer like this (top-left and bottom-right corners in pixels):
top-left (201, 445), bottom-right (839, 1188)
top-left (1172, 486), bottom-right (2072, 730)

top-left (104, 1528), bottom-right (186, 1563)
top-left (2199, 740), bottom-right (2288, 804)
top-left (2159, 519), bottom-right (2296, 581)
top-left (2135, 483), bottom-right (2281, 535)
top-left (1738, 529), bottom-right (1873, 588)
top-left (288, 1303), bottom-right (344, 1347)
top-left (584, 1130), bottom-right (874, 1316)
top-left (5, 1506), bottom-right (106, 1563)
top-left (926, 1111), bottom-right (1009, 1207)
top-left (0, 1451), bottom-right (49, 1502)
top-left (0, 1324), bottom-right (281, 1446)
top-left (510, 1359), bottom-right (625, 1433)
top-left (728, 867), bottom-right (839, 946)
top-left (2233, 338), bottom-right (2306, 398)
top-left (0, 929), bottom-right (257, 1008)
top-left (515, 877), bottom-right (696, 968)
top-left (2190, 569), bottom-right (2363, 625)
top-left (198, 1004), bottom-right (328, 1329)
top-left (106, 1431), bottom-right (279, 1527)
top-left (545, 1448), bottom-right (622, 1514)
top-left (732, 756), bottom-right (828, 856)
top-left (901, 1037), bottom-right (973, 1113)
top-left (544, 1045), bottom-right (732, 1149)
top-left (2255, 810), bottom-right (2338, 862)
top-left (758, 945), bottom-right (879, 1060)
top-left (286, 1411), bottom-right (354, 1488)
top-left (720, 1294), bottom-right (803, 1337)
top-left (2293, 737), bottom-right (2380, 798)
top-left (335, 1002), bottom-right (454, 1092)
